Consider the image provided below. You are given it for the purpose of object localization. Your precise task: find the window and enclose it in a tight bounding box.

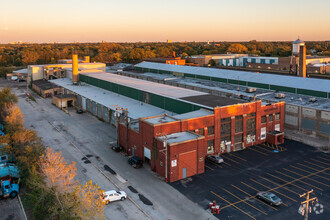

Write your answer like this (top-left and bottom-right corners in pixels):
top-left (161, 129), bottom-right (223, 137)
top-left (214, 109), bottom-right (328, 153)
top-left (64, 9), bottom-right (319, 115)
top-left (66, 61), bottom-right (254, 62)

top-left (207, 126), bottom-right (214, 135)
top-left (275, 113), bottom-right (280, 121)
top-left (198, 128), bottom-right (204, 136)
top-left (207, 140), bottom-right (214, 153)
top-left (221, 117), bottom-right (231, 123)
top-left (247, 113), bottom-right (256, 117)
top-left (261, 116), bottom-right (267, 124)
top-left (269, 114), bottom-right (273, 122)
top-left (1, 156), bottom-right (6, 161)
top-left (235, 116), bottom-right (243, 133)
top-left (221, 123), bottom-right (231, 135)
top-left (246, 118), bottom-right (256, 130)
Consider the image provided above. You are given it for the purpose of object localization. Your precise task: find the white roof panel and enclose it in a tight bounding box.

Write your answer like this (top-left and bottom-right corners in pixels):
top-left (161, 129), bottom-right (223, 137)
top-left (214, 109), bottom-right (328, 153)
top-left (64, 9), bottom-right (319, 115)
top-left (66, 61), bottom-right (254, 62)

top-left (81, 72), bottom-right (207, 98)
top-left (50, 78), bottom-right (175, 119)
top-left (135, 62), bottom-right (330, 93)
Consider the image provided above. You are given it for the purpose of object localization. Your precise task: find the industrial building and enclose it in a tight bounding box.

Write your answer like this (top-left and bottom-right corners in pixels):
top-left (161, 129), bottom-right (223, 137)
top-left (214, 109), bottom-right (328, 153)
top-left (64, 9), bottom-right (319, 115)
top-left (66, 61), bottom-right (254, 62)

top-left (43, 53), bottom-right (285, 182)
top-left (24, 51), bottom-right (287, 182)
top-left (129, 61), bottom-right (329, 140)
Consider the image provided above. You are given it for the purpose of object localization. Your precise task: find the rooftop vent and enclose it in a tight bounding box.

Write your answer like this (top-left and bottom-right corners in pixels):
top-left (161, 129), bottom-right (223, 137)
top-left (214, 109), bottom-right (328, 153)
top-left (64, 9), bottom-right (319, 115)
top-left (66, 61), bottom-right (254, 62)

top-left (309, 97), bottom-right (317, 103)
top-left (246, 87), bottom-right (257, 93)
top-left (275, 93), bottom-right (285, 99)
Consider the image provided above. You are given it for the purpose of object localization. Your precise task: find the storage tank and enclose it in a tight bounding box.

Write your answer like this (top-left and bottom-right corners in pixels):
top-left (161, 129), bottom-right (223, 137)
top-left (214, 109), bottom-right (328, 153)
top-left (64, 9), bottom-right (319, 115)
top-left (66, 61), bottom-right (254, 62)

top-left (72, 54), bottom-right (79, 83)
top-left (292, 38), bottom-right (305, 55)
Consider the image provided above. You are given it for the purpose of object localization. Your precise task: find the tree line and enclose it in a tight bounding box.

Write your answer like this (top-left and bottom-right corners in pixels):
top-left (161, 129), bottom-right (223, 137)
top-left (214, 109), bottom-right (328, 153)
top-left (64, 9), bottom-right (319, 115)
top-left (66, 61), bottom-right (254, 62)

top-left (0, 41), bottom-right (329, 67)
top-left (0, 88), bottom-right (105, 219)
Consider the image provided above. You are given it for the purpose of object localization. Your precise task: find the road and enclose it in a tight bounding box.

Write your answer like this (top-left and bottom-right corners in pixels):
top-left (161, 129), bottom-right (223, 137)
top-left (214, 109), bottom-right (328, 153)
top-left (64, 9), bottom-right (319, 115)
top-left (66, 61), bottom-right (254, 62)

top-left (6, 82), bottom-right (215, 220)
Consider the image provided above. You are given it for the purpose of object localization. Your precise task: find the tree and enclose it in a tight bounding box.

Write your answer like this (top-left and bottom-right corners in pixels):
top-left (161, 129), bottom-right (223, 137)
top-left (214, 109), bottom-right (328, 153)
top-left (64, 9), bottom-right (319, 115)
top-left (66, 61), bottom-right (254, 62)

top-left (0, 88), bottom-right (17, 120)
top-left (5, 105), bottom-right (24, 134)
top-left (21, 50), bottom-right (40, 65)
top-left (39, 147), bottom-right (78, 213)
top-left (227, 43), bottom-right (248, 53)
top-left (74, 180), bottom-right (105, 220)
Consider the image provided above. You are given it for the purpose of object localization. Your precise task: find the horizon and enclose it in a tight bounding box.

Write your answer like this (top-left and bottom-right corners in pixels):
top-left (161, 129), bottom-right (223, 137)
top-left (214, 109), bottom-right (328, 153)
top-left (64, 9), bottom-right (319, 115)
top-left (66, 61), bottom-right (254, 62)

top-left (1, 0), bottom-right (330, 43)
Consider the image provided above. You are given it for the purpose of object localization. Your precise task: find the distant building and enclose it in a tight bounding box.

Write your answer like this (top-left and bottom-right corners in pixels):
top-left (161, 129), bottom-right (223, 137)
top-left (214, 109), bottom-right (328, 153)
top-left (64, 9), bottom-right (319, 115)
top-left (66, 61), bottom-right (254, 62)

top-left (167, 39), bottom-right (172, 43)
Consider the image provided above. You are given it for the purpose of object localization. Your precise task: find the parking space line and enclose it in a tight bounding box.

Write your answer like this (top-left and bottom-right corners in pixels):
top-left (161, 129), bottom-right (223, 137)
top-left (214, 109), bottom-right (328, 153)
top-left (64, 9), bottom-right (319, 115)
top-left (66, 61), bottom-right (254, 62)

top-left (222, 188), bottom-right (268, 215)
top-left (297, 163), bottom-right (324, 172)
top-left (282, 168), bottom-right (330, 187)
top-left (266, 172), bottom-right (308, 192)
top-left (248, 147), bottom-right (269, 156)
top-left (310, 158), bottom-right (330, 166)
top-left (275, 170), bottom-right (323, 191)
top-left (228, 154), bottom-right (247, 162)
top-left (304, 161), bottom-right (329, 171)
top-left (207, 160), bottom-right (223, 168)
top-left (205, 165), bottom-right (214, 170)
top-left (240, 181), bottom-right (288, 207)
top-left (254, 145), bottom-right (274, 153)
top-left (210, 191), bottom-right (256, 220)
top-left (290, 165), bottom-right (330, 181)
top-left (223, 161), bottom-right (232, 167)
top-left (259, 176), bottom-right (301, 196)
top-left (317, 156), bottom-right (330, 161)
top-left (218, 167), bottom-right (328, 210)
top-left (231, 184), bottom-right (278, 211)
top-left (221, 155), bottom-right (240, 164)
top-left (249, 178), bottom-right (297, 202)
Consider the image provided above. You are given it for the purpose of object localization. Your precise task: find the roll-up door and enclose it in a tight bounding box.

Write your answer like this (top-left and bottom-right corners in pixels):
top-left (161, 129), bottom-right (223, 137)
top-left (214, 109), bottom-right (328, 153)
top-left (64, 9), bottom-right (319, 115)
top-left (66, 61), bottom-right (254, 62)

top-left (103, 107), bottom-right (109, 122)
top-left (92, 101), bottom-right (97, 115)
top-left (144, 147), bottom-right (151, 159)
top-left (82, 97), bottom-right (86, 110)
top-left (97, 103), bottom-right (102, 118)
top-left (86, 99), bottom-right (91, 112)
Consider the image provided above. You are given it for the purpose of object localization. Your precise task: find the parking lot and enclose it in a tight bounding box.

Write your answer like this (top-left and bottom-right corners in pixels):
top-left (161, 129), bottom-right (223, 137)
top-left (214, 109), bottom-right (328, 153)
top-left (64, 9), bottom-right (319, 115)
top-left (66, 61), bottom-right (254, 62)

top-left (171, 140), bottom-right (329, 220)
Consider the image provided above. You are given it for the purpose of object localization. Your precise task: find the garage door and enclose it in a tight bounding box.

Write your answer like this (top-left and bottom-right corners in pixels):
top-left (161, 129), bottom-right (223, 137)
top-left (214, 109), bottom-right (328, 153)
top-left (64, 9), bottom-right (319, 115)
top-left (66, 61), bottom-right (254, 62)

top-left (82, 97), bottom-right (86, 110)
top-left (92, 101), bottom-right (97, 115)
top-left (178, 150), bottom-right (197, 179)
top-left (77, 95), bottom-right (82, 108)
top-left (86, 99), bottom-right (91, 112)
top-left (103, 107), bottom-right (109, 122)
top-left (144, 147), bottom-right (151, 159)
top-left (97, 103), bottom-right (103, 118)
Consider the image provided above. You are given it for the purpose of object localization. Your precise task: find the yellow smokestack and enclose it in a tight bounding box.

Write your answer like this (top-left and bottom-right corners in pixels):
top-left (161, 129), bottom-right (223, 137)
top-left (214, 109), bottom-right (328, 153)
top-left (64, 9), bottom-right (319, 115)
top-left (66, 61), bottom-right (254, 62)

top-left (72, 54), bottom-right (79, 83)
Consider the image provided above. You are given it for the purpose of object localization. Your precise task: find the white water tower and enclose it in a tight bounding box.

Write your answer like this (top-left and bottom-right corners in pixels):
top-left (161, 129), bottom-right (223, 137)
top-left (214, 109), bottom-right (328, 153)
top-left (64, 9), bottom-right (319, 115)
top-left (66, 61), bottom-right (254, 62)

top-left (292, 38), bottom-right (305, 55)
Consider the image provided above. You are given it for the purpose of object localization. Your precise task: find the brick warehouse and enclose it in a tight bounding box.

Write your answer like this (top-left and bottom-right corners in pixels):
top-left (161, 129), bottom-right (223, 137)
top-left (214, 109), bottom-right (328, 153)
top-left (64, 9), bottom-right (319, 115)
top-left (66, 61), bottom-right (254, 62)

top-left (118, 98), bottom-right (285, 182)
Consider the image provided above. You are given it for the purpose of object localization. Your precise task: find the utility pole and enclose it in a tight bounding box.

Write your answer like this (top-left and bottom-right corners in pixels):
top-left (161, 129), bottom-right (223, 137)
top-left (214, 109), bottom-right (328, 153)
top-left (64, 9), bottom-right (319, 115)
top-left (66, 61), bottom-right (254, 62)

top-left (299, 189), bottom-right (317, 220)
top-left (157, 132), bottom-right (168, 182)
top-left (111, 105), bottom-right (128, 149)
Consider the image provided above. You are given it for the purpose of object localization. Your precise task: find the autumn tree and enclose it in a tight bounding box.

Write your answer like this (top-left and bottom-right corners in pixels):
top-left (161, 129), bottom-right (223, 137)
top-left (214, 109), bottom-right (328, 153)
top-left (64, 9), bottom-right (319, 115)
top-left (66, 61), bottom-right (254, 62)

top-left (74, 180), bottom-right (105, 220)
top-left (0, 88), bottom-right (17, 120)
top-left (227, 43), bottom-right (248, 53)
top-left (21, 50), bottom-right (40, 65)
top-left (4, 105), bottom-right (24, 134)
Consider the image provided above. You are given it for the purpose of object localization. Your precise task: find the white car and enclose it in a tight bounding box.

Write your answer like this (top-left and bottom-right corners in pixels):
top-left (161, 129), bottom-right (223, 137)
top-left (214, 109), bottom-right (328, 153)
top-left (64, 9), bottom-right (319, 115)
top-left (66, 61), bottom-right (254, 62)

top-left (102, 190), bottom-right (127, 204)
top-left (206, 155), bottom-right (224, 164)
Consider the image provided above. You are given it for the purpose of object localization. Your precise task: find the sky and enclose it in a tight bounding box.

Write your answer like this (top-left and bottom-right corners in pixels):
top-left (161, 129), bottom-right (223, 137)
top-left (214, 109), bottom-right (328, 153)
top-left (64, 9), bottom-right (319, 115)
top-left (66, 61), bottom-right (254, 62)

top-left (0, 0), bottom-right (329, 43)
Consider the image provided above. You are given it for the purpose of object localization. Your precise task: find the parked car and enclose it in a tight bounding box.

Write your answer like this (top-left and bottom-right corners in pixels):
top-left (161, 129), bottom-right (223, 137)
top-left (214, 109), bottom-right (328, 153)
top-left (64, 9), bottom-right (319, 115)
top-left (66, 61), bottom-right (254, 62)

top-left (111, 145), bottom-right (123, 152)
top-left (102, 190), bottom-right (127, 204)
top-left (256, 192), bottom-right (282, 206)
top-left (128, 156), bottom-right (143, 168)
top-left (206, 155), bottom-right (224, 164)
top-left (76, 108), bottom-right (83, 114)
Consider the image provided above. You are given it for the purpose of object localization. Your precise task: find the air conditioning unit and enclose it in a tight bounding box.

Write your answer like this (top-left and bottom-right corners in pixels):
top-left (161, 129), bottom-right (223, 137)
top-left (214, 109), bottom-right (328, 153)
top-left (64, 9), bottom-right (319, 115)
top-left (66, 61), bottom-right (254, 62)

top-left (309, 97), bottom-right (317, 103)
top-left (275, 93), bottom-right (285, 99)
top-left (246, 87), bottom-right (257, 93)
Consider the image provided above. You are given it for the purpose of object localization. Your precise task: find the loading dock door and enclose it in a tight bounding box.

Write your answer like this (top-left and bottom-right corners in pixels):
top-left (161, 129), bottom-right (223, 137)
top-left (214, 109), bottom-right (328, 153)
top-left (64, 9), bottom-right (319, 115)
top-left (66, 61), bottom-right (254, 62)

top-left (82, 97), bottom-right (86, 110)
top-left (77, 95), bottom-right (82, 108)
top-left (97, 104), bottom-right (103, 118)
top-left (92, 101), bottom-right (97, 115)
top-left (182, 168), bottom-right (187, 178)
top-left (144, 147), bottom-right (151, 159)
top-left (86, 99), bottom-right (91, 112)
top-left (103, 107), bottom-right (109, 122)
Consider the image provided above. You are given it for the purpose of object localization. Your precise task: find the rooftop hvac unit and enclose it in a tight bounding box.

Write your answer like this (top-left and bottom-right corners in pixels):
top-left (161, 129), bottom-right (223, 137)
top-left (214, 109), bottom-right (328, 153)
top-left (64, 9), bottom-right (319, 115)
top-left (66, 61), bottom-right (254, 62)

top-left (275, 93), bottom-right (285, 99)
top-left (309, 97), bottom-right (317, 103)
top-left (246, 87), bottom-right (257, 93)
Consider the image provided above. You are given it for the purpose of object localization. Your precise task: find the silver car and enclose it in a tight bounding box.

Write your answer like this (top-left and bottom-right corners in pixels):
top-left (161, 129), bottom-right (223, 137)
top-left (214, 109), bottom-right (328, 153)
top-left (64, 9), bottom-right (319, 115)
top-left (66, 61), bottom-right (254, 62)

top-left (206, 155), bottom-right (224, 164)
top-left (256, 192), bottom-right (282, 206)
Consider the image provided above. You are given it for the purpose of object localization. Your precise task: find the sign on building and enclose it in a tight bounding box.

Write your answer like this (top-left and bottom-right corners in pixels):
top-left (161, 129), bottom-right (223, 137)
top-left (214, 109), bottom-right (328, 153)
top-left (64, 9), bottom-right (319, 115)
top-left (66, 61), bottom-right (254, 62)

top-left (171, 160), bottom-right (177, 167)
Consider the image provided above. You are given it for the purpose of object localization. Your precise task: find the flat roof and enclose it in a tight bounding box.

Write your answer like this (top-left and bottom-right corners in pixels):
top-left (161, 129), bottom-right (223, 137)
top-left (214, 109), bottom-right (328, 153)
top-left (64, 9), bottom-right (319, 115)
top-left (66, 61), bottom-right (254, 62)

top-left (81, 72), bottom-right (207, 99)
top-left (144, 115), bottom-right (177, 125)
top-left (50, 78), bottom-right (175, 120)
top-left (135, 62), bottom-right (330, 93)
top-left (174, 109), bottom-right (213, 120)
top-left (181, 94), bottom-right (246, 108)
top-left (127, 70), bottom-right (330, 111)
top-left (156, 132), bottom-right (201, 145)
top-left (13, 68), bottom-right (28, 74)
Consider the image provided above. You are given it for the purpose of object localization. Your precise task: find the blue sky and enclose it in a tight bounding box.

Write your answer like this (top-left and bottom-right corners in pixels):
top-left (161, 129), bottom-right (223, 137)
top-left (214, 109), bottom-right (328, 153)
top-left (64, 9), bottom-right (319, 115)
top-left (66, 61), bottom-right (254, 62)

top-left (0, 0), bottom-right (329, 43)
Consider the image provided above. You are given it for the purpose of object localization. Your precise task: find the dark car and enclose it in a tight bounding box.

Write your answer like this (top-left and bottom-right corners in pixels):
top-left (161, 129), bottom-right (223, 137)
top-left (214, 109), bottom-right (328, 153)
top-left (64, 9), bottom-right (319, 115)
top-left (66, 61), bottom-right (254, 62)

top-left (256, 192), bottom-right (282, 206)
top-left (128, 156), bottom-right (143, 168)
top-left (111, 145), bottom-right (123, 152)
top-left (76, 108), bottom-right (83, 114)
